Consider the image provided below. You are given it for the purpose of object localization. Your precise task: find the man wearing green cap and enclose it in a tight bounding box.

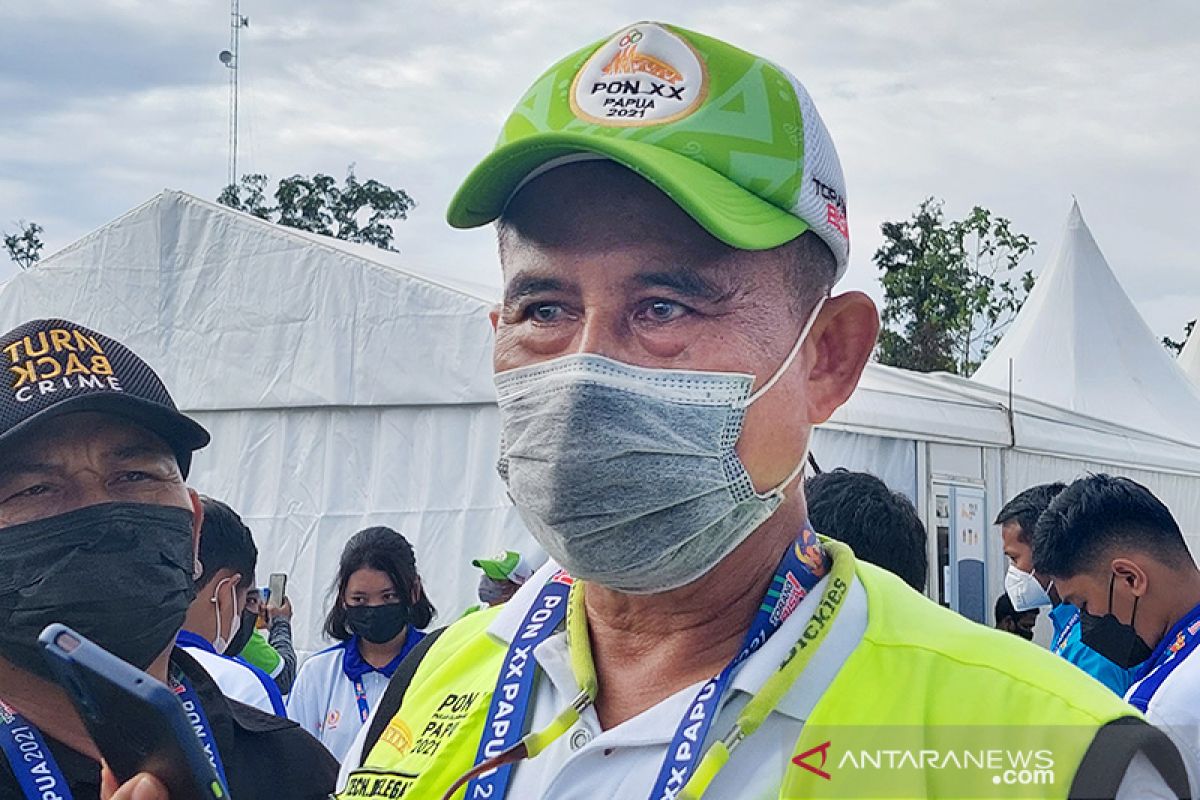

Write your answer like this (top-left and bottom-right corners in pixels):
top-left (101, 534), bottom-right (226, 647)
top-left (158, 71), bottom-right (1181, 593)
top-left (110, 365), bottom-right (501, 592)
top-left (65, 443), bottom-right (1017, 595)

top-left (464, 551), bottom-right (536, 615)
top-left (324, 21), bottom-right (1189, 800)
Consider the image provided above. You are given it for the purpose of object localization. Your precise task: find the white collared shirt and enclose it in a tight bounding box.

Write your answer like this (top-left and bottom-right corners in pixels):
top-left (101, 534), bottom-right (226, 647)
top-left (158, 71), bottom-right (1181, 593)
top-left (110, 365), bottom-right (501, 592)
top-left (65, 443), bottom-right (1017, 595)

top-left (339, 561), bottom-right (1175, 798)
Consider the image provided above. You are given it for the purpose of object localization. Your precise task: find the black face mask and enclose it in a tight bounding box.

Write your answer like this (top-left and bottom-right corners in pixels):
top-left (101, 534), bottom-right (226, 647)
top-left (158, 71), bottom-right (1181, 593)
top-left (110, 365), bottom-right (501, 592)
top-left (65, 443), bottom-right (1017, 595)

top-left (346, 603), bottom-right (409, 644)
top-left (0, 502), bottom-right (197, 677)
top-left (1079, 574), bottom-right (1153, 669)
top-left (226, 608), bottom-right (259, 657)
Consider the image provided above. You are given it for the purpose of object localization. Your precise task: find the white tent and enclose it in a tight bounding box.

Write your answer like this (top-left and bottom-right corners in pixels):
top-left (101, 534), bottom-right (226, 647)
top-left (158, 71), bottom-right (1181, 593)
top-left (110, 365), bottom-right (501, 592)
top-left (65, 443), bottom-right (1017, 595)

top-left (0, 190), bottom-right (533, 656)
top-left (1180, 328), bottom-right (1200, 388)
top-left (816, 362), bottom-right (1200, 628)
top-left (974, 201), bottom-right (1200, 445)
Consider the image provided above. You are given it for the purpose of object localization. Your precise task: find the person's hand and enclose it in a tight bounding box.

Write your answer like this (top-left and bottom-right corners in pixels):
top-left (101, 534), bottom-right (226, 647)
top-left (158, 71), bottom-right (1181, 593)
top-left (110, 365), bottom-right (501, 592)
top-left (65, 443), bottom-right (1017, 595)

top-left (100, 763), bottom-right (169, 800)
top-left (267, 596), bottom-right (293, 622)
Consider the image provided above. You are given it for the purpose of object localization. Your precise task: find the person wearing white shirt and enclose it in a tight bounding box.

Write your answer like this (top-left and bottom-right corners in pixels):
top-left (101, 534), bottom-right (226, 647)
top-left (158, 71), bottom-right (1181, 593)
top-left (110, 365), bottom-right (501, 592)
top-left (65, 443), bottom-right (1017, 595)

top-left (178, 496), bottom-right (286, 716)
top-left (289, 526), bottom-right (433, 761)
top-left (1036, 473), bottom-right (1200, 791)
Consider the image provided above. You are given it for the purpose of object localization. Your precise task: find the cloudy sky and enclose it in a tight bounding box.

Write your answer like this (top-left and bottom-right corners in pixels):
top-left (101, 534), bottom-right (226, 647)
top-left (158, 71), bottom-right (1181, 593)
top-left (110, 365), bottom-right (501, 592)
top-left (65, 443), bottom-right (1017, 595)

top-left (2, 0), bottom-right (1197, 342)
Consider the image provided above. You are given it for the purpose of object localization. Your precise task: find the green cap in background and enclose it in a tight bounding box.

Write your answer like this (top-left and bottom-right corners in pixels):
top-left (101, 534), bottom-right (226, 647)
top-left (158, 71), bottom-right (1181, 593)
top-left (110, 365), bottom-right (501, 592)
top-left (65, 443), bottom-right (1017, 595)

top-left (472, 550), bottom-right (534, 584)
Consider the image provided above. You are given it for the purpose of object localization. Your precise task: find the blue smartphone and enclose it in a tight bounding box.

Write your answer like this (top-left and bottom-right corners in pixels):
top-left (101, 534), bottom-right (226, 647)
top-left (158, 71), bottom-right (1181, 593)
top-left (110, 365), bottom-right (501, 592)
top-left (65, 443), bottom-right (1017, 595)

top-left (38, 624), bottom-right (227, 800)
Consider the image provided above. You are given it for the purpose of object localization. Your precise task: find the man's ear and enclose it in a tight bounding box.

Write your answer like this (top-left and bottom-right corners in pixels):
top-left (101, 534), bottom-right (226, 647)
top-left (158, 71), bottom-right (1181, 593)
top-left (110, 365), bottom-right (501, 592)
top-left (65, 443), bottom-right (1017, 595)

top-left (489, 305), bottom-right (500, 332)
top-left (804, 291), bottom-right (880, 424)
top-left (1112, 558), bottom-right (1148, 598)
top-left (410, 577), bottom-right (423, 605)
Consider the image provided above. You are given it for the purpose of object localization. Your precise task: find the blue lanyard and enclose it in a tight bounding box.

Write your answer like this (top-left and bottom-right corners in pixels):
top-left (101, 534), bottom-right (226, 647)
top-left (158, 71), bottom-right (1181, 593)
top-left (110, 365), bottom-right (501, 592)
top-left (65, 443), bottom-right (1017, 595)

top-left (467, 527), bottom-right (827, 800)
top-left (0, 700), bottom-right (74, 800)
top-left (1129, 602), bottom-right (1200, 712)
top-left (173, 676), bottom-right (230, 794)
top-left (1052, 607), bottom-right (1079, 655)
top-left (353, 679), bottom-right (371, 725)
top-left (648, 532), bottom-right (825, 800)
top-left (466, 570), bottom-right (574, 800)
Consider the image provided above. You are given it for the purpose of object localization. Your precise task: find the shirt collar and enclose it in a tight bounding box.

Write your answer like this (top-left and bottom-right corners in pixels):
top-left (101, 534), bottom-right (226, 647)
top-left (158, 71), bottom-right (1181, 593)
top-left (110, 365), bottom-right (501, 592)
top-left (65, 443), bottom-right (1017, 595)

top-left (488, 559), bottom-right (562, 645)
top-left (1140, 600), bottom-right (1200, 677)
top-left (487, 555), bottom-right (869, 725)
top-left (176, 629), bottom-right (217, 654)
top-left (1049, 602), bottom-right (1078, 628)
top-left (340, 632), bottom-right (415, 682)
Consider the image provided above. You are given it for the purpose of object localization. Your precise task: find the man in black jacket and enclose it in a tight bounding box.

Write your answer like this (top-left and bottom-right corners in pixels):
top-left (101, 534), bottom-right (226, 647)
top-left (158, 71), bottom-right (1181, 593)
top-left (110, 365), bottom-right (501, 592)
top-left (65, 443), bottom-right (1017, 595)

top-left (0, 318), bottom-right (337, 800)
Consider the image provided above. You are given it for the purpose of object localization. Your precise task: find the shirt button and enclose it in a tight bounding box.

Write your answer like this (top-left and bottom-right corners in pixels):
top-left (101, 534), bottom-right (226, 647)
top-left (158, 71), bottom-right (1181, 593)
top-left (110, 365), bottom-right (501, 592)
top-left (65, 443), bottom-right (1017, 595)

top-left (569, 728), bottom-right (592, 750)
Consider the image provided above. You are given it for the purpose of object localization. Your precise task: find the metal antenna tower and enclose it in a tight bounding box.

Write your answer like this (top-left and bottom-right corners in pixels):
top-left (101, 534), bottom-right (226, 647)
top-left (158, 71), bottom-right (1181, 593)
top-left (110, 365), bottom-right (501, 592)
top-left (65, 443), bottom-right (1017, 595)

top-left (218, 2), bottom-right (249, 187)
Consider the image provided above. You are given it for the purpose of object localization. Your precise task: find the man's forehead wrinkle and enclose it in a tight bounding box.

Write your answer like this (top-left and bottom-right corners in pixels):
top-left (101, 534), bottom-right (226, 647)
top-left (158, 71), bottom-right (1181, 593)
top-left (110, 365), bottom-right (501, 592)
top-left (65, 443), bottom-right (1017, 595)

top-left (503, 162), bottom-right (723, 252)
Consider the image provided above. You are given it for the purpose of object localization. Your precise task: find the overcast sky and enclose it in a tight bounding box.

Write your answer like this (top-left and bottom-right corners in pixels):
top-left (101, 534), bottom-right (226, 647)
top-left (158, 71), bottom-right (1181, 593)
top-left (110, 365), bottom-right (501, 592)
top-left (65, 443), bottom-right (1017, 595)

top-left (2, 0), bottom-right (1197, 342)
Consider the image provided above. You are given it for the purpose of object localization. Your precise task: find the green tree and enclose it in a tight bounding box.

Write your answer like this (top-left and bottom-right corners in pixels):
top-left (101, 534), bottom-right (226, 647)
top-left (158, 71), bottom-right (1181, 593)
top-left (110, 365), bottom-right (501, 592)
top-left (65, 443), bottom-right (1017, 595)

top-left (1163, 320), bottom-right (1196, 355)
top-left (218, 166), bottom-right (415, 251)
top-left (4, 221), bottom-right (44, 270)
top-left (875, 198), bottom-right (1035, 375)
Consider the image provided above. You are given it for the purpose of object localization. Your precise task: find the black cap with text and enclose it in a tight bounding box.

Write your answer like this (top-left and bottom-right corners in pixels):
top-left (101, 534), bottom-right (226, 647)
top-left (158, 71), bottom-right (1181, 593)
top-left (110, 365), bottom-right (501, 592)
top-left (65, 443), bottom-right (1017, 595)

top-left (0, 319), bottom-right (210, 477)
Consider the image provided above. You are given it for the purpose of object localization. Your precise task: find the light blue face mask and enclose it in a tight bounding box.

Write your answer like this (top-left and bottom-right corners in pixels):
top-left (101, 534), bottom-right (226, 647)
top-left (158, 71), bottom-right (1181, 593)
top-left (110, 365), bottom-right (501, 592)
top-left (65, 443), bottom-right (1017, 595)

top-left (494, 298), bottom-right (826, 594)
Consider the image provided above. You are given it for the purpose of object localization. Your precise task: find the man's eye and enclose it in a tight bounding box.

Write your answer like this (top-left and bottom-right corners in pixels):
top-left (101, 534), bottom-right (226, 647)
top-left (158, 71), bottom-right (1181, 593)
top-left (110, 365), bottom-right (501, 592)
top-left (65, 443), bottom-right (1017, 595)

top-left (639, 299), bottom-right (688, 323)
top-left (527, 303), bottom-right (564, 324)
top-left (117, 471), bottom-right (153, 483)
top-left (11, 484), bottom-right (50, 499)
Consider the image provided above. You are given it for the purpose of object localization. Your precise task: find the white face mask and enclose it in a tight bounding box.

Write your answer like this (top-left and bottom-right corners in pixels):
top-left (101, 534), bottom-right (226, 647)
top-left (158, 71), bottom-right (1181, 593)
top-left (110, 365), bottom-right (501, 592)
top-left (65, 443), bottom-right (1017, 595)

top-left (211, 576), bottom-right (242, 654)
top-left (1004, 564), bottom-right (1052, 612)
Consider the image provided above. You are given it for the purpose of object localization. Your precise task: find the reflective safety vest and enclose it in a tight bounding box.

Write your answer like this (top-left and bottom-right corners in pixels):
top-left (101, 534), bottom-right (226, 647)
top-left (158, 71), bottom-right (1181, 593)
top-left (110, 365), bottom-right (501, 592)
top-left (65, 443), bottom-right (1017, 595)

top-left (340, 562), bottom-right (1145, 799)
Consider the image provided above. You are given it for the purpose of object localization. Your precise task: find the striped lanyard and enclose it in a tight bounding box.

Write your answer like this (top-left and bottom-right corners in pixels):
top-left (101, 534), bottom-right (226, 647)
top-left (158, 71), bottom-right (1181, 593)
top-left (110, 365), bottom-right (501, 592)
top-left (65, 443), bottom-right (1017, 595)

top-left (0, 700), bottom-right (74, 800)
top-left (1052, 607), bottom-right (1080, 655)
top-left (172, 674), bottom-right (230, 795)
top-left (353, 678), bottom-right (372, 725)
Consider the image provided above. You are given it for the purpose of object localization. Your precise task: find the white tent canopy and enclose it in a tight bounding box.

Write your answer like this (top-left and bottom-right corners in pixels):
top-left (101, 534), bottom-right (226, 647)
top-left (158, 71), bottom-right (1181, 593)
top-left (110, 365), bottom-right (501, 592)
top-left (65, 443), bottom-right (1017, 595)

top-left (974, 201), bottom-right (1200, 445)
top-left (1180, 327), bottom-right (1200, 388)
top-left (0, 190), bottom-right (531, 656)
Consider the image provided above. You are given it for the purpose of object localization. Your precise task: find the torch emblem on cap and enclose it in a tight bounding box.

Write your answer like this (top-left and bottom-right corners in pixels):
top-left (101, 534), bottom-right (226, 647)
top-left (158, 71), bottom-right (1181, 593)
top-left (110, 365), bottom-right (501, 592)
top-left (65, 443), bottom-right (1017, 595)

top-left (570, 23), bottom-right (708, 127)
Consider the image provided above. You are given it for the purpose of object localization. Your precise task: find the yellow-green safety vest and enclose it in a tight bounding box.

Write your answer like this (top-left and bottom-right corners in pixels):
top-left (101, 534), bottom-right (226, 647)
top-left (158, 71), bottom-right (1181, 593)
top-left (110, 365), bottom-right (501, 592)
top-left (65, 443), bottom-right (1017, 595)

top-left (340, 560), bottom-right (1141, 799)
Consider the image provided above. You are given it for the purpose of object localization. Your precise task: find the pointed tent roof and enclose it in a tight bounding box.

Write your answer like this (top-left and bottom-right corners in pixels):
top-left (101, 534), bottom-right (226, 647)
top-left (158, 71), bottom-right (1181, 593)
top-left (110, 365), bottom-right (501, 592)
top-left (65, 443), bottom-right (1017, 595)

top-left (973, 201), bottom-right (1200, 445)
top-left (0, 190), bottom-right (499, 410)
top-left (1180, 327), bottom-right (1200, 387)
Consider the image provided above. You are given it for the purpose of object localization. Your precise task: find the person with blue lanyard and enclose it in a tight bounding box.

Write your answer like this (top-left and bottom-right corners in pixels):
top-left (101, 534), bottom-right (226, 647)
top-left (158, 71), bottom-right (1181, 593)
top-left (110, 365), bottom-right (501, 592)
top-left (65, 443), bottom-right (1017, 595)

top-left (1036, 474), bottom-right (1200, 791)
top-left (177, 495), bottom-right (288, 716)
top-left (997, 482), bottom-right (1139, 695)
top-left (0, 319), bottom-right (337, 800)
top-left (288, 526), bottom-right (434, 762)
top-left (332, 21), bottom-right (1190, 800)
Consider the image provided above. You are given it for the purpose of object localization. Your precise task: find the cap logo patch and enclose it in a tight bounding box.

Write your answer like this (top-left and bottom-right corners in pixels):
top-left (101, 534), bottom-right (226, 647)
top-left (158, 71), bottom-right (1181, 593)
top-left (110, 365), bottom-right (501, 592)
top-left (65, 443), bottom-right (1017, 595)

top-left (570, 24), bottom-right (708, 127)
top-left (5, 327), bottom-right (121, 403)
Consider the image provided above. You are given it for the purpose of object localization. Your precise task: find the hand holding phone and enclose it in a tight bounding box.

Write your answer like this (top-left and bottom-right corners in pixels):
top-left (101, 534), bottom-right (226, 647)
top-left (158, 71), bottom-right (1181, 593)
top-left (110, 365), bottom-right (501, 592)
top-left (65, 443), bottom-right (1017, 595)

top-left (39, 624), bottom-right (228, 800)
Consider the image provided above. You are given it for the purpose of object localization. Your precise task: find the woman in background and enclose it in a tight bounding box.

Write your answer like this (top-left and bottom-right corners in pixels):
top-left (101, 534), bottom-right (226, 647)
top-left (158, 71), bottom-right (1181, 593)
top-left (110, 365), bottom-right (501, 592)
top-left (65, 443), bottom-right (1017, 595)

top-left (288, 526), bottom-right (435, 761)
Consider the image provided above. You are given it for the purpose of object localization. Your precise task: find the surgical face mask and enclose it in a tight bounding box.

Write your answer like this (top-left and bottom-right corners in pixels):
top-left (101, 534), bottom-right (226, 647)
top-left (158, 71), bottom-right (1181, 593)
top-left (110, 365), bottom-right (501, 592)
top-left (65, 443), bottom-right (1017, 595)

top-left (1004, 564), bottom-right (1052, 611)
top-left (211, 576), bottom-right (243, 655)
top-left (478, 575), bottom-right (517, 605)
top-left (0, 502), bottom-right (197, 676)
top-left (495, 298), bottom-right (826, 594)
top-left (1079, 574), bottom-right (1153, 669)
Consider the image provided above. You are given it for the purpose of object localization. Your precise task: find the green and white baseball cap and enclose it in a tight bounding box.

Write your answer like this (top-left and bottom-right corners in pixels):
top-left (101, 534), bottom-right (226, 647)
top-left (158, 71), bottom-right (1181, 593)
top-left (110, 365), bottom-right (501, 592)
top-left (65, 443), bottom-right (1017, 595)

top-left (447, 21), bottom-right (850, 276)
top-left (472, 550), bottom-right (534, 584)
